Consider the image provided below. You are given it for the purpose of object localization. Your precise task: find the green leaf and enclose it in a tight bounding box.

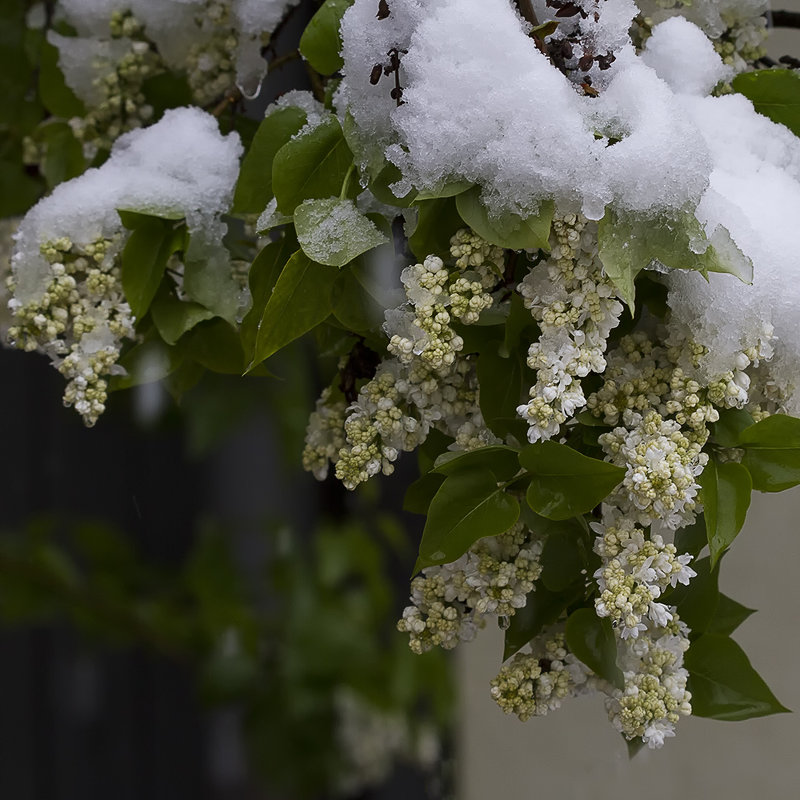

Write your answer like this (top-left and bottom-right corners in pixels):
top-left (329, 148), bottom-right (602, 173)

top-left (456, 186), bottom-right (553, 251)
top-left (565, 608), bottom-right (624, 690)
top-left (477, 343), bottom-right (526, 435)
top-left (686, 634), bottom-right (790, 720)
top-left (540, 522), bottom-right (587, 592)
top-left (732, 69), bottom-right (800, 137)
top-left (710, 408), bottom-right (755, 448)
top-left (150, 284), bottom-right (214, 346)
top-left (414, 179), bottom-right (474, 201)
top-left (232, 106), bottom-right (307, 214)
top-left (120, 214), bottom-right (186, 319)
top-left (408, 196), bottom-right (464, 260)
top-left (673, 514), bottom-right (708, 558)
top-left (248, 250), bottom-right (338, 369)
top-left (598, 209), bottom-right (752, 310)
top-left (699, 459), bottom-right (751, 567)
top-left (241, 235), bottom-right (298, 360)
top-left (738, 413), bottom-right (800, 491)
top-left (272, 116), bottom-right (353, 214)
top-left (180, 318), bottom-right (249, 374)
top-left (36, 120), bottom-right (85, 188)
top-left (38, 37), bottom-right (85, 118)
top-left (706, 593), bottom-right (756, 637)
top-left (520, 441), bottom-right (625, 520)
top-left (669, 556), bottom-right (719, 635)
top-left (625, 737), bottom-right (646, 759)
top-left (403, 473), bottom-right (446, 515)
top-left (433, 445), bottom-right (521, 481)
top-left (369, 161), bottom-right (418, 207)
top-left (294, 198), bottom-right (388, 267)
top-left (183, 251), bottom-right (241, 325)
top-left (503, 583), bottom-right (581, 660)
top-left (299, 0), bottom-right (355, 75)
top-left (415, 469), bottom-right (520, 573)
top-left (141, 71), bottom-right (193, 118)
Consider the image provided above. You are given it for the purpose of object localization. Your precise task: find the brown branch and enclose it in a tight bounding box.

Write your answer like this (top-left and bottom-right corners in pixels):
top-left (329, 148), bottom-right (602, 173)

top-left (771, 10), bottom-right (800, 28)
top-left (211, 87), bottom-right (242, 118)
top-left (515, 0), bottom-right (549, 56)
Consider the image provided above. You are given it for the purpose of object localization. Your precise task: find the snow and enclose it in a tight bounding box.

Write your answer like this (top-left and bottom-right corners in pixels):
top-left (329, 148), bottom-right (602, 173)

top-left (12, 108), bottom-right (242, 302)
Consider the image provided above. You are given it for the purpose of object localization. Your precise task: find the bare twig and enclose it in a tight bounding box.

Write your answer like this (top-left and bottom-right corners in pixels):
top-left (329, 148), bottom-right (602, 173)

top-left (771, 10), bottom-right (800, 28)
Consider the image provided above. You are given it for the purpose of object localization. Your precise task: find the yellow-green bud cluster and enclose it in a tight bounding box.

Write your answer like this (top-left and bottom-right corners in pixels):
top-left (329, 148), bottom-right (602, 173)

top-left (186, 1), bottom-right (239, 106)
top-left (592, 507), bottom-right (695, 638)
top-left (398, 522), bottom-right (544, 654)
top-left (490, 632), bottom-right (592, 721)
top-left (302, 386), bottom-right (348, 480)
top-left (7, 235), bottom-right (134, 426)
top-left (608, 617), bottom-right (692, 749)
top-left (69, 11), bottom-right (161, 159)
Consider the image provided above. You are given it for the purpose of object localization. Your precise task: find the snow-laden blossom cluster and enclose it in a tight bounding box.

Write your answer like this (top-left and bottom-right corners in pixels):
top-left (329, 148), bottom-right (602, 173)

top-left (517, 213), bottom-right (623, 441)
top-left (8, 108), bottom-right (242, 422)
top-left (397, 522), bottom-right (544, 654)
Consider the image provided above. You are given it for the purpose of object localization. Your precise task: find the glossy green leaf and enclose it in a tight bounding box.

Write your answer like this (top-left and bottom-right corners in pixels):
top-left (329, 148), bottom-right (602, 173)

top-left (503, 582), bottom-right (582, 660)
top-left (456, 186), bottom-right (552, 251)
top-left (232, 106), bottom-right (306, 214)
top-left (686, 634), bottom-right (789, 720)
top-left (120, 214), bottom-right (186, 319)
top-left (36, 120), bottom-right (84, 188)
top-left (414, 469), bottom-right (520, 573)
top-left (150, 285), bottom-right (214, 346)
top-left (565, 608), bottom-right (624, 690)
top-left (403, 473), bottom-right (446, 515)
top-left (540, 522), bottom-right (586, 592)
top-left (477, 344), bottom-right (526, 435)
top-left (38, 37), bottom-right (85, 118)
top-left (738, 413), bottom-right (800, 492)
top-left (299, 0), bottom-right (355, 75)
top-left (294, 197), bottom-right (388, 267)
top-left (414, 179), bottom-right (474, 201)
top-left (272, 116), bottom-right (353, 214)
top-left (180, 318), bottom-right (249, 374)
top-left (710, 408), bottom-right (755, 448)
top-left (433, 445), bottom-right (521, 481)
top-left (732, 69), bottom-right (800, 136)
top-left (369, 161), bottom-right (418, 207)
top-left (598, 209), bottom-right (752, 309)
top-left (248, 251), bottom-right (338, 369)
top-left (669, 556), bottom-right (719, 636)
top-left (408, 196), bottom-right (464, 260)
top-left (673, 514), bottom-right (708, 558)
top-left (241, 235), bottom-right (298, 360)
top-left (706, 593), bottom-right (756, 637)
top-left (183, 250), bottom-right (240, 325)
top-left (520, 441), bottom-right (625, 520)
top-left (699, 459), bottom-right (751, 567)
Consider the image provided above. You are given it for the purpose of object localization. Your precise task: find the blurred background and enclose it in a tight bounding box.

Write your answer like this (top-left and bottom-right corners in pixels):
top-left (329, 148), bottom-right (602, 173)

top-left (2, 2), bottom-right (800, 799)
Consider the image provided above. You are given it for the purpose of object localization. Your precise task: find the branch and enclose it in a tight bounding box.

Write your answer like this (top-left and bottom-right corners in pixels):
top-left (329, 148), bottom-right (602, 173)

top-left (514, 0), bottom-right (549, 56)
top-left (771, 10), bottom-right (800, 28)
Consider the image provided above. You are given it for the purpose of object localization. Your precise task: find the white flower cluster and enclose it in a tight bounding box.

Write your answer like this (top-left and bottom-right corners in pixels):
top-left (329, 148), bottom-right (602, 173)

top-left (304, 229), bottom-right (502, 490)
top-left (490, 630), bottom-right (593, 722)
top-left (185, 1), bottom-right (240, 106)
top-left (0, 218), bottom-right (20, 338)
top-left (397, 522), bottom-right (543, 654)
top-left (6, 235), bottom-right (134, 426)
top-left (334, 687), bottom-right (439, 798)
top-left (302, 386), bottom-right (348, 480)
top-left (592, 507), bottom-right (695, 639)
top-left (607, 617), bottom-right (693, 748)
top-left (587, 329), bottom-right (772, 528)
top-left (517, 213), bottom-right (623, 442)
